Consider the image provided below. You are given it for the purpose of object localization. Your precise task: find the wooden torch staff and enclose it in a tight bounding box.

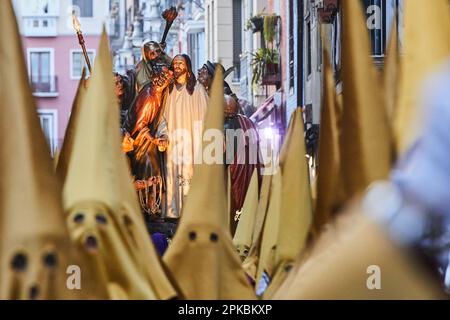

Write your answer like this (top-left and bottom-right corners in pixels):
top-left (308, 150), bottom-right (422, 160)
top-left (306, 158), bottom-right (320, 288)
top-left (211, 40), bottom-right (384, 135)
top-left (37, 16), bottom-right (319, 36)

top-left (72, 14), bottom-right (92, 74)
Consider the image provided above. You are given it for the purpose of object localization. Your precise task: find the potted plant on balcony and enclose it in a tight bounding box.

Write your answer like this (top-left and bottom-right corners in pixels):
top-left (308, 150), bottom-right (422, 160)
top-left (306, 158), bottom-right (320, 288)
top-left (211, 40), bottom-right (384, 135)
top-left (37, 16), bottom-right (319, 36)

top-left (250, 15), bottom-right (264, 33)
top-left (245, 9), bottom-right (266, 33)
top-left (251, 47), bottom-right (279, 86)
top-left (261, 15), bottom-right (281, 86)
top-left (263, 14), bottom-right (279, 45)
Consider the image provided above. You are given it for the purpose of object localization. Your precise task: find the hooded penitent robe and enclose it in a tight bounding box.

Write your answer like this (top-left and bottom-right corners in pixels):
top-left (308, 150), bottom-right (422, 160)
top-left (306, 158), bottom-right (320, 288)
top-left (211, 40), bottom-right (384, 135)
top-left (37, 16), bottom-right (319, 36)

top-left (63, 30), bottom-right (179, 300)
top-left (163, 68), bottom-right (256, 300)
top-left (0, 0), bottom-right (107, 300)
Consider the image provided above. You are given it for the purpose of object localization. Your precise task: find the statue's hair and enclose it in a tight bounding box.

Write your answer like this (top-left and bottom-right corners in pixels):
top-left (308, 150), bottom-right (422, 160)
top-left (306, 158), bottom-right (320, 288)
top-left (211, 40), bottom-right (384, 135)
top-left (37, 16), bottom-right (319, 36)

top-left (169, 54), bottom-right (196, 95)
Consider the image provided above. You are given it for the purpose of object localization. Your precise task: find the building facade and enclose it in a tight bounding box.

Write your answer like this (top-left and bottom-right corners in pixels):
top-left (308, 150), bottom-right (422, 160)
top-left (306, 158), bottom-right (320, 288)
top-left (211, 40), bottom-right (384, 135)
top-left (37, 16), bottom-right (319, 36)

top-left (212, 0), bottom-right (402, 167)
top-left (179, 1), bottom-right (206, 73)
top-left (13, 0), bottom-right (110, 155)
top-left (204, 0), bottom-right (240, 95)
top-left (302, 0), bottom-right (402, 126)
top-left (298, 0), bottom-right (403, 164)
top-left (110, 0), bottom-right (198, 75)
top-left (201, 0), bottom-right (303, 161)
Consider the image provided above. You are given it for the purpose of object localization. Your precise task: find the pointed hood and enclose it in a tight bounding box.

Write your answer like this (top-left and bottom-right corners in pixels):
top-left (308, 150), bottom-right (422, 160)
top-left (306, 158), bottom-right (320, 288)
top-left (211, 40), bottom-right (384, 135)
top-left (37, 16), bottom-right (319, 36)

top-left (227, 166), bottom-right (232, 230)
top-left (383, 20), bottom-right (399, 128)
top-left (233, 169), bottom-right (259, 260)
top-left (163, 67), bottom-right (255, 299)
top-left (0, 0), bottom-right (106, 299)
top-left (394, 0), bottom-right (450, 155)
top-left (276, 109), bottom-right (312, 263)
top-left (263, 108), bottom-right (313, 299)
top-left (313, 51), bottom-right (342, 236)
top-left (273, 209), bottom-right (444, 299)
top-left (242, 172), bottom-right (273, 281)
top-left (254, 169), bottom-right (282, 295)
top-left (63, 29), bottom-right (178, 300)
top-left (55, 68), bottom-right (87, 183)
top-left (340, 0), bottom-right (392, 200)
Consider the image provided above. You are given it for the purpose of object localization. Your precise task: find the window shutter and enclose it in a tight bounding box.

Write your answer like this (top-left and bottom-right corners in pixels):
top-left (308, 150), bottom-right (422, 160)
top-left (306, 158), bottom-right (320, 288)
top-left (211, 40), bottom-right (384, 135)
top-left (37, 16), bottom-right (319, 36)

top-left (232, 0), bottom-right (242, 81)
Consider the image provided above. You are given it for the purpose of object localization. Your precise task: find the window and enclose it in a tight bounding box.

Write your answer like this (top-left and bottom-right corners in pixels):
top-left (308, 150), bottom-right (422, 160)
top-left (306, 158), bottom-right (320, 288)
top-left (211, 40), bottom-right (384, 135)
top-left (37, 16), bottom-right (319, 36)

top-left (317, 25), bottom-right (322, 72)
top-left (306, 20), bottom-right (312, 77)
top-left (38, 109), bottom-right (58, 156)
top-left (207, 4), bottom-right (211, 58)
top-left (72, 0), bottom-right (93, 17)
top-left (297, 0), bottom-right (303, 106)
top-left (210, 1), bottom-right (215, 59)
top-left (28, 48), bottom-right (55, 94)
top-left (332, 11), bottom-right (342, 72)
top-left (188, 34), bottom-right (198, 71)
top-left (288, 0), bottom-right (295, 91)
top-left (232, 0), bottom-right (242, 81)
top-left (187, 32), bottom-right (205, 73)
top-left (363, 0), bottom-right (387, 56)
top-left (71, 50), bottom-right (95, 79)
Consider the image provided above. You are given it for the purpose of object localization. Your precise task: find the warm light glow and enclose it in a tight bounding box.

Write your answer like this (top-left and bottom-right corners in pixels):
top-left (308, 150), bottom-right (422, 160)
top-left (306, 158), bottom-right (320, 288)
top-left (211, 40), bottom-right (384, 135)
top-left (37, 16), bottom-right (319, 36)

top-left (72, 13), bottom-right (81, 32)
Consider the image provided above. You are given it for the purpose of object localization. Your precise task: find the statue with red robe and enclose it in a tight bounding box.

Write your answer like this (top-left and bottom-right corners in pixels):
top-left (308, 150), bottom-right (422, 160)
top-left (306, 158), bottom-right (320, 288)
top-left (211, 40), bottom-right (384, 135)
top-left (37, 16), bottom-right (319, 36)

top-left (224, 95), bottom-right (263, 236)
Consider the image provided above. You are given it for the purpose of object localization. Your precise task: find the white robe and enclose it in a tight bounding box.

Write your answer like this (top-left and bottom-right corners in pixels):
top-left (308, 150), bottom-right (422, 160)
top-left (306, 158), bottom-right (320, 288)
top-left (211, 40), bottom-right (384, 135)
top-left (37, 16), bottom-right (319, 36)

top-left (164, 83), bottom-right (209, 218)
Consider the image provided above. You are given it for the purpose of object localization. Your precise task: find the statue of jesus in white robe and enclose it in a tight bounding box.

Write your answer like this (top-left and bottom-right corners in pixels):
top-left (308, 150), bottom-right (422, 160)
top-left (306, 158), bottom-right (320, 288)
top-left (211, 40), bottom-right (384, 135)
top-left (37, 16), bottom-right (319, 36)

top-left (164, 54), bottom-right (209, 218)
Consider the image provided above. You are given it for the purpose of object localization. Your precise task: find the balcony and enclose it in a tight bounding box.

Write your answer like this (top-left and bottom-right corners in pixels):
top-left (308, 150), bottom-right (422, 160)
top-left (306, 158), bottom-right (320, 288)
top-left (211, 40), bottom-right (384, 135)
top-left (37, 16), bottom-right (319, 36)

top-left (23, 17), bottom-right (58, 37)
top-left (31, 76), bottom-right (58, 98)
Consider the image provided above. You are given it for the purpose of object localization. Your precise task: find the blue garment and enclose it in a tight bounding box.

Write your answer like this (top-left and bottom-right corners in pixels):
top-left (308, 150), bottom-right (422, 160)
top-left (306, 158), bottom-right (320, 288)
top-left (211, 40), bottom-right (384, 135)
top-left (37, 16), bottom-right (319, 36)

top-left (151, 232), bottom-right (168, 256)
top-left (392, 60), bottom-right (450, 217)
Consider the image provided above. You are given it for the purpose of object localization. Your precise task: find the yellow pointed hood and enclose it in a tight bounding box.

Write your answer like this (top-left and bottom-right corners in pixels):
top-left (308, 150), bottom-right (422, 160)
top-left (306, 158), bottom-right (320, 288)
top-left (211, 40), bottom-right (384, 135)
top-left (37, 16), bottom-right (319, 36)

top-left (273, 209), bottom-right (444, 299)
top-left (394, 0), bottom-right (450, 155)
top-left (233, 169), bottom-right (259, 260)
top-left (163, 67), bottom-right (256, 299)
top-left (254, 169), bottom-right (282, 294)
top-left (340, 0), bottom-right (392, 200)
top-left (242, 172), bottom-right (273, 281)
top-left (55, 68), bottom-right (87, 183)
top-left (0, 0), bottom-right (106, 300)
top-left (262, 109), bottom-right (313, 299)
top-left (313, 51), bottom-right (342, 236)
top-left (63, 29), bottom-right (178, 300)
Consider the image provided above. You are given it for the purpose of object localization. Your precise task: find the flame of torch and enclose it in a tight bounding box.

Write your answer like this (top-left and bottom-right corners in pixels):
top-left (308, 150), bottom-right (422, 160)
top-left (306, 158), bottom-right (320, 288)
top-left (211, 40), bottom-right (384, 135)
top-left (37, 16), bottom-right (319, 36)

top-left (72, 13), bottom-right (81, 32)
top-left (72, 13), bottom-right (92, 74)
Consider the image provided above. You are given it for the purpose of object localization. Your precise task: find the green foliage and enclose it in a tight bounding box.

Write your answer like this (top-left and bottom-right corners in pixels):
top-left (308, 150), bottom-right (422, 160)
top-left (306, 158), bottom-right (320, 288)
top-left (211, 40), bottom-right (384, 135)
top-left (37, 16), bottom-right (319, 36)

top-left (263, 15), bottom-right (278, 45)
top-left (251, 48), bottom-right (279, 85)
top-left (244, 19), bottom-right (253, 31)
top-left (244, 8), bottom-right (266, 32)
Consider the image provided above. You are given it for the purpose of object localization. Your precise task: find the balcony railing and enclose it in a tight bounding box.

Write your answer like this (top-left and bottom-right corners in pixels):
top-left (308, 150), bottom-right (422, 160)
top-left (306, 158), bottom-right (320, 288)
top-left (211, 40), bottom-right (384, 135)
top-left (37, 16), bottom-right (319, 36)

top-left (31, 76), bottom-right (58, 97)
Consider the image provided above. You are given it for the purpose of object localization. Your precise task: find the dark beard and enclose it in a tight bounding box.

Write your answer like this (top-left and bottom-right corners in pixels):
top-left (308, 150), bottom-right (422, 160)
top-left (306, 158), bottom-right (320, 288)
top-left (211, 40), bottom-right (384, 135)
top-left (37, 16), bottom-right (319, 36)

top-left (174, 69), bottom-right (187, 79)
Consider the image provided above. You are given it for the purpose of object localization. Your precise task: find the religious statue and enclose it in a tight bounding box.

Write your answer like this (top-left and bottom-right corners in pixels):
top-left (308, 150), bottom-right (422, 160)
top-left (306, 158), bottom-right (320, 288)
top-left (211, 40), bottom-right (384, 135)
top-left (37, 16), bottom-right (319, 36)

top-left (223, 95), bottom-right (262, 236)
top-left (135, 40), bottom-right (173, 92)
top-left (121, 66), bottom-right (173, 217)
top-left (198, 60), bottom-right (255, 116)
top-left (197, 61), bottom-right (234, 96)
top-left (115, 6), bottom-right (181, 236)
top-left (164, 54), bottom-right (209, 219)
